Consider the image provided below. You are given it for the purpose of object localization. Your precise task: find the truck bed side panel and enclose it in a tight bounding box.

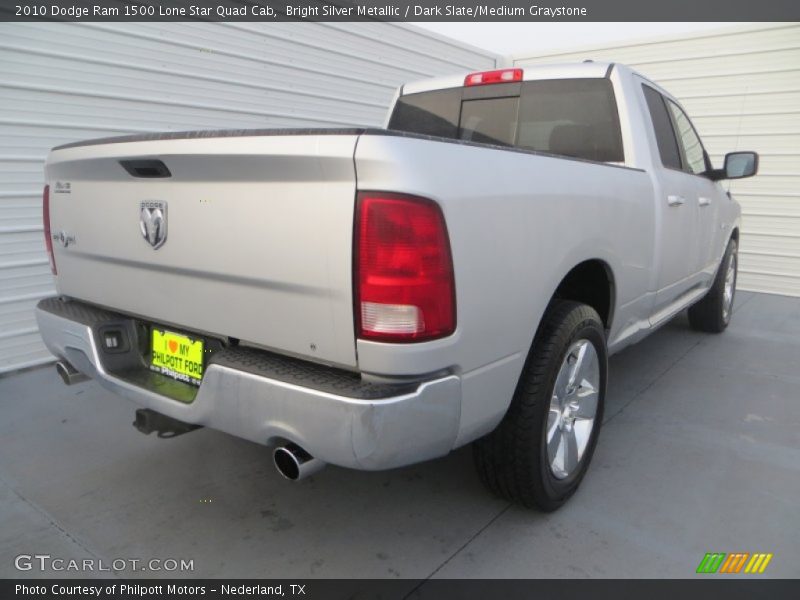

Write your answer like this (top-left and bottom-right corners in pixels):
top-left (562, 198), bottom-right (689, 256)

top-left (354, 134), bottom-right (655, 444)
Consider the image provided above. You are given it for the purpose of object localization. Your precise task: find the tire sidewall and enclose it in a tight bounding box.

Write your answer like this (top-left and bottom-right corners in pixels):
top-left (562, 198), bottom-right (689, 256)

top-left (721, 241), bottom-right (738, 326)
top-left (537, 315), bottom-right (608, 502)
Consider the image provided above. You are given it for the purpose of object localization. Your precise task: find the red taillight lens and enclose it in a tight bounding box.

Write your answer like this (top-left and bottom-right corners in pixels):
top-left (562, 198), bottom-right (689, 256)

top-left (43, 184), bottom-right (57, 275)
top-left (355, 193), bottom-right (455, 342)
top-left (464, 68), bottom-right (523, 87)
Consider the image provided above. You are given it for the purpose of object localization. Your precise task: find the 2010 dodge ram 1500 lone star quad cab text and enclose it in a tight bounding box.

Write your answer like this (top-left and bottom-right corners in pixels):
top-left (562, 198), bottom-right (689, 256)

top-left (36, 62), bottom-right (758, 510)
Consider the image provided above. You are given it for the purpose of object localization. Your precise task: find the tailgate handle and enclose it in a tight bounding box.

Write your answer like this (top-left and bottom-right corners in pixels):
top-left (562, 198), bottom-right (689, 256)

top-left (120, 159), bottom-right (171, 178)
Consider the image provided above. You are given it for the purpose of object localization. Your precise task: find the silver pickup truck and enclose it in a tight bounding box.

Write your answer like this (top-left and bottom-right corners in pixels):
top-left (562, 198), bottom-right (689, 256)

top-left (36, 62), bottom-right (758, 510)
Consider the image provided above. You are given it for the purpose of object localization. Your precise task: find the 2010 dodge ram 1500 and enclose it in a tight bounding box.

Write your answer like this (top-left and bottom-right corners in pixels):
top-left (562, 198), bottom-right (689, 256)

top-left (36, 62), bottom-right (758, 509)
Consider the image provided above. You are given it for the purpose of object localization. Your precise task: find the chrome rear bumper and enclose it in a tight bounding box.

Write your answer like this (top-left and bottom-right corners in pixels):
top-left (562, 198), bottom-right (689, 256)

top-left (35, 297), bottom-right (461, 470)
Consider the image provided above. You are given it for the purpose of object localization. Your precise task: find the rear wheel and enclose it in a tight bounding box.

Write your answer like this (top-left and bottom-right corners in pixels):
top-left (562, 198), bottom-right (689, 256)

top-left (688, 239), bottom-right (738, 333)
top-left (474, 300), bottom-right (607, 510)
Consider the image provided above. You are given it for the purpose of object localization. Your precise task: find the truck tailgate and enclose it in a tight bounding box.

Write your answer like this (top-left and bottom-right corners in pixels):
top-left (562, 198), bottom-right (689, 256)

top-left (45, 132), bottom-right (359, 368)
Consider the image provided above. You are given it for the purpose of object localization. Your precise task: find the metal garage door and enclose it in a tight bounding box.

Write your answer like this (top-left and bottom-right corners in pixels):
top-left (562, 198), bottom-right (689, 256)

top-left (513, 23), bottom-right (800, 298)
top-left (0, 22), bottom-right (498, 373)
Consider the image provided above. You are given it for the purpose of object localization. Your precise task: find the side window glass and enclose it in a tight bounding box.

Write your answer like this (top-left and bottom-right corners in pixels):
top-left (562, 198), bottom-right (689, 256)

top-left (642, 85), bottom-right (682, 170)
top-left (667, 100), bottom-right (707, 175)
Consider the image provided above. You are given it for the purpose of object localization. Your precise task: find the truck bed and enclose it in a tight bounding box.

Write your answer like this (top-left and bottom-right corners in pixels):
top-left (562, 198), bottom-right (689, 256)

top-left (46, 127), bottom-right (654, 379)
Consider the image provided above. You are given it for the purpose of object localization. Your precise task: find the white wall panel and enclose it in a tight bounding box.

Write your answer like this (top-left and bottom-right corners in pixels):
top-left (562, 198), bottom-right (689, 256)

top-left (0, 22), bottom-right (497, 373)
top-left (514, 24), bottom-right (800, 298)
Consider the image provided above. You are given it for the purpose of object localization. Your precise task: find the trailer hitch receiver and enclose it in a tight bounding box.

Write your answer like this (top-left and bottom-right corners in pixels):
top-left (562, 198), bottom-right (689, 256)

top-left (133, 409), bottom-right (202, 438)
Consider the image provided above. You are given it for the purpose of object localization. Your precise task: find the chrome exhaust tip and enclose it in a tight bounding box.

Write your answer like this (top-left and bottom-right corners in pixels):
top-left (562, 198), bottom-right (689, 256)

top-left (56, 360), bottom-right (88, 386)
top-left (273, 443), bottom-right (325, 481)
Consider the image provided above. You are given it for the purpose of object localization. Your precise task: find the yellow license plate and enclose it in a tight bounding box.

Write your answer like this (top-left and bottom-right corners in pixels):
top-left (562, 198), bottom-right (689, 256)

top-left (150, 329), bottom-right (204, 385)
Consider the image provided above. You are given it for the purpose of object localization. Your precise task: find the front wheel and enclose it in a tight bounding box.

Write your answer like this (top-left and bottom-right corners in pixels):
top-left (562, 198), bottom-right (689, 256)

top-left (688, 239), bottom-right (738, 333)
top-left (474, 300), bottom-right (607, 510)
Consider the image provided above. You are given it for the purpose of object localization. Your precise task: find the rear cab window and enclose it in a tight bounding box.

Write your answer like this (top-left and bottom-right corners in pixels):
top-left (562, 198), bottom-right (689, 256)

top-left (459, 96), bottom-right (519, 146)
top-left (388, 78), bottom-right (624, 163)
top-left (387, 87), bottom-right (460, 138)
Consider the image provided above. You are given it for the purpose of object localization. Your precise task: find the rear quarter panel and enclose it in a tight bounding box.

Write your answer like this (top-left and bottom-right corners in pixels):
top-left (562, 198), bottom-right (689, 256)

top-left (355, 134), bottom-right (655, 444)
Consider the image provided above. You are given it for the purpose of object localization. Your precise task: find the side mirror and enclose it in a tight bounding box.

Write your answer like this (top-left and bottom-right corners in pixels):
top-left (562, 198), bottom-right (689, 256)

top-left (709, 151), bottom-right (759, 180)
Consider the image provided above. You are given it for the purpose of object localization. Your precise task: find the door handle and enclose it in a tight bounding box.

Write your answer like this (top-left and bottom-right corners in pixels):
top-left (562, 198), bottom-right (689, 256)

top-left (698, 196), bottom-right (712, 207)
top-left (667, 195), bottom-right (686, 206)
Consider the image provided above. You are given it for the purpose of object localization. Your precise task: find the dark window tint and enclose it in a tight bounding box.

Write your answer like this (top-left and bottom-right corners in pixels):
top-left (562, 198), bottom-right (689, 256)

top-left (388, 79), bottom-right (624, 163)
top-left (387, 88), bottom-right (461, 138)
top-left (643, 85), bottom-right (682, 170)
top-left (666, 100), bottom-right (707, 175)
top-left (458, 97), bottom-right (519, 146)
top-left (516, 79), bottom-right (624, 162)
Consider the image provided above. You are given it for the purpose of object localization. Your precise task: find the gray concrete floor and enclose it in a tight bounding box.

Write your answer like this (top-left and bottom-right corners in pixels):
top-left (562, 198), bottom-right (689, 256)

top-left (1, 291), bottom-right (798, 579)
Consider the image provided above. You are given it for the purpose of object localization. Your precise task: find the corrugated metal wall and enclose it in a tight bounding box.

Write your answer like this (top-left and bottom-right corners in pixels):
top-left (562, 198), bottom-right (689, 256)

top-left (513, 23), bottom-right (800, 298)
top-left (0, 22), bottom-right (497, 374)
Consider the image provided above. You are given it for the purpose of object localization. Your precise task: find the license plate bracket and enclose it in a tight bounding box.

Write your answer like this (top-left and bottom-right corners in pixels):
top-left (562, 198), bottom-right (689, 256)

top-left (150, 329), bottom-right (205, 386)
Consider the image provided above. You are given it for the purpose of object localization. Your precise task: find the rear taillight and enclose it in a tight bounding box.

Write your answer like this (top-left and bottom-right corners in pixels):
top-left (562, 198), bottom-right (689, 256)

top-left (464, 68), bottom-right (523, 86)
top-left (43, 184), bottom-right (56, 275)
top-left (355, 193), bottom-right (455, 342)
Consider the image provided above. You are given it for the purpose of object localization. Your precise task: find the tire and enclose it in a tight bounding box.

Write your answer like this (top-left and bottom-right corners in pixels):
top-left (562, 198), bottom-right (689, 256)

top-left (688, 239), bottom-right (738, 333)
top-left (474, 300), bottom-right (607, 510)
